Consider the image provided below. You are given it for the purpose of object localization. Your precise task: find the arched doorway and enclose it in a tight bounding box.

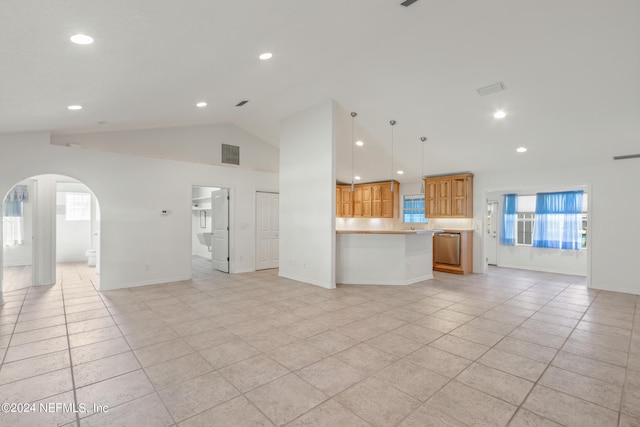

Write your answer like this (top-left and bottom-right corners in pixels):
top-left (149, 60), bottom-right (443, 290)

top-left (1, 174), bottom-right (101, 300)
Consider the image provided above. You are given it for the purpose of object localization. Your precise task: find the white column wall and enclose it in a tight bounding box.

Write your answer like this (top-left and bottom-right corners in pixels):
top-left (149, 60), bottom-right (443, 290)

top-left (32, 175), bottom-right (56, 286)
top-left (279, 100), bottom-right (338, 288)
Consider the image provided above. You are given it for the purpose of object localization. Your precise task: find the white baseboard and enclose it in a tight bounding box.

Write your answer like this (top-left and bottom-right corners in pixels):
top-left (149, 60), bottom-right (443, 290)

top-left (278, 271), bottom-right (335, 289)
top-left (589, 282), bottom-right (640, 296)
top-left (98, 275), bottom-right (191, 291)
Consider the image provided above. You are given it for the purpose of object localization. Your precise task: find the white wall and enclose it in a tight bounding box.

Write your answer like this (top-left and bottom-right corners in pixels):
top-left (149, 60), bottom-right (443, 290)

top-left (474, 160), bottom-right (640, 295)
top-left (52, 123), bottom-right (279, 174)
top-left (0, 130), bottom-right (278, 292)
top-left (497, 245), bottom-right (587, 276)
top-left (279, 100), bottom-right (338, 289)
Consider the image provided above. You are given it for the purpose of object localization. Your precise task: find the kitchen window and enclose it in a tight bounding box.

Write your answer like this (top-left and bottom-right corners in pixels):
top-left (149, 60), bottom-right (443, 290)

top-left (402, 195), bottom-right (429, 223)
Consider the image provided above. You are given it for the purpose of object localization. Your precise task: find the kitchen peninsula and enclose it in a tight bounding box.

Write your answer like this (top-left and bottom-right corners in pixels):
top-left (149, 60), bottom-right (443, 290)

top-left (336, 230), bottom-right (439, 285)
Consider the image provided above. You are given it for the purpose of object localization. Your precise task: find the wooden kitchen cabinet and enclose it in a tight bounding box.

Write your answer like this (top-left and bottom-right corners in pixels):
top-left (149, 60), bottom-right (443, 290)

top-left (371, 184), bottom-right (382, 217)
top-left (381, 184), bottom-right (394, 218)
top-left (362, 185), bottom-right (372, 217)
top-left (336, 185), bottom-right (353, 217)
top-left (337, 181), bottom-right (398, 218)
top-left (423, 173), bottom-right (473, 218)
top-left (353, 186), bottom-right (363, 217)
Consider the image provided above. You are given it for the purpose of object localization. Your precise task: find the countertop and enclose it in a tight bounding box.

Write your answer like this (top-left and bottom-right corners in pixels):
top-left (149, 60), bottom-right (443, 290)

top-left (336, 230), bottom-right (439, 235)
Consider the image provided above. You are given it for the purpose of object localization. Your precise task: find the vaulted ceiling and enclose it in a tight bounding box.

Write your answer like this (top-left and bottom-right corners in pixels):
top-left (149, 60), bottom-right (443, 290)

top-left (2, 0), bottom-right (639, 183)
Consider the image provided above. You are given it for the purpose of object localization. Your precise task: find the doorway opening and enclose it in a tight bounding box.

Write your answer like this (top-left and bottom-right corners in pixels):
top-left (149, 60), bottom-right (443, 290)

top-left (1, 174), bottom-right (101, 300)
top-left (191, 185), bottom-right (229, 275)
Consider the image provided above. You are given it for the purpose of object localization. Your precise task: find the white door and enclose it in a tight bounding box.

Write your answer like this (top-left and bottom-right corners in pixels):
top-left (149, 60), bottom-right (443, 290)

top-left (212, 189), bottom-right (229, 273)
top-left (256, 192), bottom-right (279, 270)
top-left (486, 200), bottom-right (499, 265)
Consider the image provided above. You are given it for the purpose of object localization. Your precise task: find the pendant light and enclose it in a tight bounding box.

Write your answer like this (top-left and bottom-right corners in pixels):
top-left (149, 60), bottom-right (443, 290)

top-left (390, 120), bottom-right (396, 192)
top-left (350, 112), bottom-right (357, 192)
top-left (420, 136), bottom-right (427, 193)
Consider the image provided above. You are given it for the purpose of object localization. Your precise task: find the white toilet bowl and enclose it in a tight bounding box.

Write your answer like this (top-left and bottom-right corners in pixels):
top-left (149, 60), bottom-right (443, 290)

top-left (85, 249), bottom-right (97, 266)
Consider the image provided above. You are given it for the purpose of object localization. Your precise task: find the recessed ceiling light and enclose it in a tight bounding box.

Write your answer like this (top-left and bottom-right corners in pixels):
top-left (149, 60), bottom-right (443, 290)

top-left (259, 52), bottom-right (273, 60)
top-left (355, 140), bottom-right (364, 146)
top-left (494, 110), bottom-right (506, 119)
top-left (354, 176), bottom-right (361, 180)
top-left (196, 102), bottom-right (207, 108)
top-left (70, 34), bottom-right (94, 45)
top-left (516, 147), bottom-right (527, 153)
top-left (397, 170), bottom-right (404, 175)
top-left (67, 105), bottom-right (83, 110)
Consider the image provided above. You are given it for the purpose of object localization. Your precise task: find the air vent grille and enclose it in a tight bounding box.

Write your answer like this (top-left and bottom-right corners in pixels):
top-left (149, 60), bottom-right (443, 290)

top-left (613, 154), bottom-right (640, 160)
top-left (477, 82), bottom-right (506, 96)
top-left (221, 144), bottom-right (240, 165)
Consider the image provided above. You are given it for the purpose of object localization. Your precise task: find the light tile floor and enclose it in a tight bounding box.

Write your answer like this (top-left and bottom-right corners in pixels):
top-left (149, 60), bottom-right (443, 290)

top-left (2, 264), bottom-right (33, 293)
top-left (1, 260), bottom-right (639, 426)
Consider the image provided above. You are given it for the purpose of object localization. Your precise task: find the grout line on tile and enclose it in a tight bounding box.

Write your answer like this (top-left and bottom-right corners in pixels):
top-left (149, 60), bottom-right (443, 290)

top-left (0, 287), bottom-right (29, 365)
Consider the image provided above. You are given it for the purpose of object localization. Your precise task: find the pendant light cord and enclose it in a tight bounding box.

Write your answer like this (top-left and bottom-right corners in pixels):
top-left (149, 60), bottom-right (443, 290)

top-left (351, 112), bottom-right (357, 191)
top-left (420, 136), bottom-right (427, 193)
top-left (390, 120), bottom-right (396, 192)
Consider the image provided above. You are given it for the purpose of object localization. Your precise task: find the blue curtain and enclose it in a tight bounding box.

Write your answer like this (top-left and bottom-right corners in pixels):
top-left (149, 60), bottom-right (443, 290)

top-left (3, 185), bottom-right (29, 217)
top-left (532, 190), bottom-right (583, 250)
top-left (501, 194), bottom-right (517, 245)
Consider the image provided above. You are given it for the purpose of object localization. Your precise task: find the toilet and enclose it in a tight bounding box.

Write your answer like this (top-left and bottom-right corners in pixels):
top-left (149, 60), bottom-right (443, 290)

top-left (85, 249), bottom-right (97, 266)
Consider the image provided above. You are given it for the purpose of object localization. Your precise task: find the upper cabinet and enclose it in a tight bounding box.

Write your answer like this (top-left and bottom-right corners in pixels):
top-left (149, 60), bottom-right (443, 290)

top-left (336, 181), bottom-right (399, 218)
top-left (337, 185), bottom-right (353, 217)
top-left (424, 173), bottom-right (473, 218)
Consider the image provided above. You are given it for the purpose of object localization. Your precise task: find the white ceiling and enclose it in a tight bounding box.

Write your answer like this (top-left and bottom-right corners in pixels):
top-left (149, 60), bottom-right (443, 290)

top-left (2, 0), bottom-right (639, 183)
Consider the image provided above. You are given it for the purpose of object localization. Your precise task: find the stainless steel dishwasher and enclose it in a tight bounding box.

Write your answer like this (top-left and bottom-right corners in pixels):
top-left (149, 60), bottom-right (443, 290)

top-left (434, 232), bottom-right (461, 265)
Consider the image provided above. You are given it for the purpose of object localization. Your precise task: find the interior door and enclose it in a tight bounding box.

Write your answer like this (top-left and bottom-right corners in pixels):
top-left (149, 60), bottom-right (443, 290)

top-left (212, 189), bottom-right (229, 273)
top-left (255, 192), bottom-right (279, 270)
top-left (486, 200), bottom-right (499, 265)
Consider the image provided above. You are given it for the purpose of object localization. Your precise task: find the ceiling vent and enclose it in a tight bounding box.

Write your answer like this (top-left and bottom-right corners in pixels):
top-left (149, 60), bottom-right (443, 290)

top-left (613, 153), bottom-right (640, 160)
top-left (400, 0), bottom-right (419, 6)
top-left (236, 100), bottom-right (249, 107)
top-left (221, 144), bottom-right (240, 165)
top-left (477, 82), bottom-right (506, 96)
